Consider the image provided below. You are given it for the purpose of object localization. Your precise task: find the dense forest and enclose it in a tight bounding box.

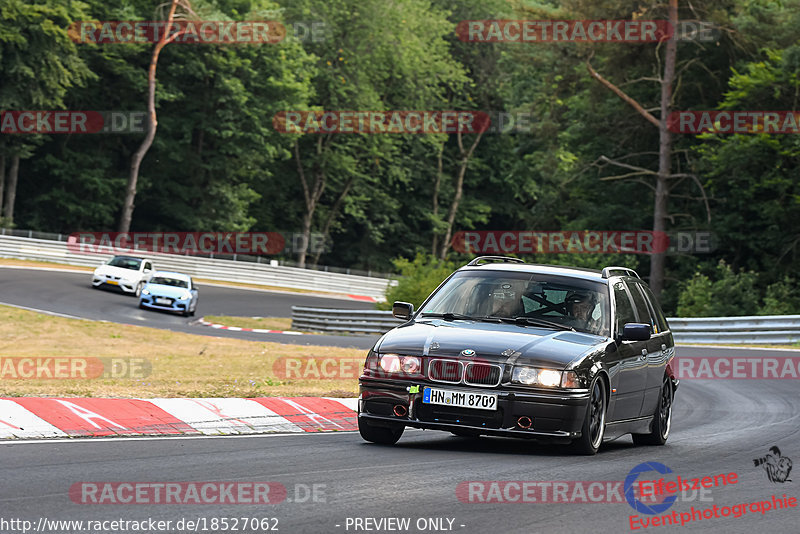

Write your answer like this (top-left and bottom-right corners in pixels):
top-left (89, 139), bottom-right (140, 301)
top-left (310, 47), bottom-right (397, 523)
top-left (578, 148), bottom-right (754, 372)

top-left (1, 0), bottom-right (799, 315)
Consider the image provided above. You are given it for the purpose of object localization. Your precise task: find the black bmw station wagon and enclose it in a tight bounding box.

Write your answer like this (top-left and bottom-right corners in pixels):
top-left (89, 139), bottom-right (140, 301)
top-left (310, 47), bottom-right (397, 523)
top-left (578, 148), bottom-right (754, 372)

top-left (358, 257), bottom-right (678, 454)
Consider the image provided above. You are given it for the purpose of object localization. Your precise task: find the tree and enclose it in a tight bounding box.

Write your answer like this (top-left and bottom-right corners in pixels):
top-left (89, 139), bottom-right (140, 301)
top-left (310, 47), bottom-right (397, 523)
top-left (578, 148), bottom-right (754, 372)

top-left (0, 0), bottom-right (93, 225)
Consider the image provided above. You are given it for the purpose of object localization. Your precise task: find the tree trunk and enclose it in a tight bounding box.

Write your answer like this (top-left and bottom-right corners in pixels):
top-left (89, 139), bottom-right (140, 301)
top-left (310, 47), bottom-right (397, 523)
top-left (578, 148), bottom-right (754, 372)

top-left (118, 0), bottom-right (182, 232)
top-left (295, 138), bottom-right (326, 268)
top-left (649, 0), bottom-right (678, 298)
top-left (438, 131), bottom-right (483, 259)
top-left (311, 175), bottom-right (355, 265)
top-left (3, 154), bottom-right (20, 225)
top-left (431, 143), bottom-right (444, 255)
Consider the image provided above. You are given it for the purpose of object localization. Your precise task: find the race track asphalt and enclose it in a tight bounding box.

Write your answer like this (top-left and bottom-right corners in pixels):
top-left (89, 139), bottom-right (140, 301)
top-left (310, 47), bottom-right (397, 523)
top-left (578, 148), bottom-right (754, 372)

top-left (0, 266), bottom-right (379, 348)
top-left (1, 369), bottom-right (798, 534)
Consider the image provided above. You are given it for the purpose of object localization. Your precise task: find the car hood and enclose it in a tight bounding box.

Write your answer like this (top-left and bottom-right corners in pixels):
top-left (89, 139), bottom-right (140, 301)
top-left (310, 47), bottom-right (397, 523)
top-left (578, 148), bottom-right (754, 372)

top-left (94, 265), bottom-right (140, 279)
top-left (145, 284), bottom-right (190, 298)
top-left (375, 319), bottom-right (607, 369)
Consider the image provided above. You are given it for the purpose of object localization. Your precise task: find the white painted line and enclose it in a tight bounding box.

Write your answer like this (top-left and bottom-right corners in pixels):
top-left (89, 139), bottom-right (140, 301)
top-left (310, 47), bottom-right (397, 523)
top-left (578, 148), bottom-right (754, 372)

top-left (0, 428), bottom-right (370, 445)
top-left (0, 301), bottom-right (85, 320)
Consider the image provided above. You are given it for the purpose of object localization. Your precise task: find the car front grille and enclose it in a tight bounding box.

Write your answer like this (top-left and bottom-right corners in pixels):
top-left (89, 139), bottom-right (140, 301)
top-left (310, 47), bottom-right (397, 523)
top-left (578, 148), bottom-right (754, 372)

top-left (428, 359), bottom-right (462, 383)
top-left (464, 363), bottom-right (502, 387)
top-left (427, 359), bottom-right (502, 387)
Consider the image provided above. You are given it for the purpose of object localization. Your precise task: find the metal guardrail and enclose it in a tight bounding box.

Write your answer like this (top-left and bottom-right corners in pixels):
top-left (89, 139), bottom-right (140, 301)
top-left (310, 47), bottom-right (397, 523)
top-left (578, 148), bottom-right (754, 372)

top-left (0, 234), bottom-right (391, 299)
top-left (291, 308), bottom-right (800, 344)
top-left (669, 315), bottom-right (800, 344)
top-left (291, 307), bottom-right (405, 334)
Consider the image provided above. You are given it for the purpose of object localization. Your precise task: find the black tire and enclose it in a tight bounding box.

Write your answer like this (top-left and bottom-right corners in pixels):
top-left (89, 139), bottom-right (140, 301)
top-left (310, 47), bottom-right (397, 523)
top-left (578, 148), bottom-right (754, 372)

top-left (632, 376), bottom-right (673, 446)
top-left (570, 376), bottom-right (607, 455)
top-left (358, 417), bottom-right (404, 445)
top-left (139, 303), bottom-right (146, 310)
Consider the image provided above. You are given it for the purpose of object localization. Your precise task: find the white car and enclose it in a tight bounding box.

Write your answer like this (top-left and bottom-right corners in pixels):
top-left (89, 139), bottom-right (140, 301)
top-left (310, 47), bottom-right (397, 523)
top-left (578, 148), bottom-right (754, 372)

top-left (91, 255), bottom-right (155, 297)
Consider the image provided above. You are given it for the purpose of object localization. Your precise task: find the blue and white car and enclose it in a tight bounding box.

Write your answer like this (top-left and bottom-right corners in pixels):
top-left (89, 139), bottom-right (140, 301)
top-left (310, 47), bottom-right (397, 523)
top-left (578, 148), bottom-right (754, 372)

top-left (138, 271), bottom-right (199, 317)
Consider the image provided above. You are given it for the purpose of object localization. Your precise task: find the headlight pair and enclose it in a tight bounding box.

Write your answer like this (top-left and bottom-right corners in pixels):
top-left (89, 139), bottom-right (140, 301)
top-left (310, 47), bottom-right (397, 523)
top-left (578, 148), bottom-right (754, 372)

top-left (365, 352), bottom-right (422, 377)
top-left (511, 366), bottom-right (581, 389)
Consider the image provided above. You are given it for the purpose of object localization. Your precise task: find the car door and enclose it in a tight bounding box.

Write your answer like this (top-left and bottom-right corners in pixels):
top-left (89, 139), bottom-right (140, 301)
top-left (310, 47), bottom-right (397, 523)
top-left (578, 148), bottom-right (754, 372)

top-left (606, 280), bottom-right (648, 421)
top-left (626, 280), bottom-right (668, 417)
top-left (632, 282), bottom-right (673, 416)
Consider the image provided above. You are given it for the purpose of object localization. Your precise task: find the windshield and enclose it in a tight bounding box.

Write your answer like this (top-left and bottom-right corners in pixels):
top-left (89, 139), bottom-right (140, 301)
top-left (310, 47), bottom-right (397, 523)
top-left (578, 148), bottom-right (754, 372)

top-left (149, 277), bottom-right (189, 289)
top-left (420, 270), bottom-right (610, 337)
top-left (106, 256), bottom-right (142, 270)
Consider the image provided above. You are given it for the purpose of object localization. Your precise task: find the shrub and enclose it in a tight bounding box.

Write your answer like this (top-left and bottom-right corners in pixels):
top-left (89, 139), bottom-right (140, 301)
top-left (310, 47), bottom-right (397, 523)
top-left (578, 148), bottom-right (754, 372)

top-left (677, 260), bottom-right (759, 317)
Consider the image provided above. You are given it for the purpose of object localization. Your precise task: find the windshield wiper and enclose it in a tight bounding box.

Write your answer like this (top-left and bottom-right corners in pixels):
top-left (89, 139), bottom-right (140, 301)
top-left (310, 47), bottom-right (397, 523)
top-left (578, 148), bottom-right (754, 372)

top-left (486, 315), bottom-right (575, 331)
top-left (420, 312), bottom-right (479, 321)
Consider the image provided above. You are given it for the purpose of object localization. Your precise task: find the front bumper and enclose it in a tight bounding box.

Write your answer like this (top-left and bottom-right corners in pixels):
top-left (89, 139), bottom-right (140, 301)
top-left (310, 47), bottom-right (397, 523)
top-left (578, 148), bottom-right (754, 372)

top-left (92, 277), bottom-right (136, 293)
top-left (359, 378), bottom-right (591, 441)
top-left (139, 295), bottom-right (190, 313)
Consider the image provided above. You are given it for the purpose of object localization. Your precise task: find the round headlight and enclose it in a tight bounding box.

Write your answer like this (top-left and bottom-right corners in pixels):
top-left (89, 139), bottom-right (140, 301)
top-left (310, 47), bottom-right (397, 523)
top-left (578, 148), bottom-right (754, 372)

top-left (401, 356), bottom-right (421, 374)
top-left (538, 369), bottom-right (562, 387)
top-left (379, 354), bottom-right (401, 373)
top-left (513, 367), bottom-right (538, 385)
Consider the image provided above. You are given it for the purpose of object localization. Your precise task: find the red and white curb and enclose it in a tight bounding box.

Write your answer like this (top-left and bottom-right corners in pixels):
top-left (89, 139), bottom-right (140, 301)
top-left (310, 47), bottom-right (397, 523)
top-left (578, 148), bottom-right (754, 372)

top-left (198, 319), bottom-right (305, 335)
top-left (0, 397), bottom-right (357, 439)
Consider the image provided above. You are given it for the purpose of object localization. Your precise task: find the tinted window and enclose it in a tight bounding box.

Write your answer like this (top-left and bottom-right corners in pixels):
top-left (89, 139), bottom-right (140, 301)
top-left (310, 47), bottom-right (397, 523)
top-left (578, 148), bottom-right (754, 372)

top-left (107, 256), bottom-right (142, 270)
top-left (612, 281), bottom-right (637, 336)
top-left (627, 280), bottom-right (656, 333)
top-left (150, 277), bottom-right (189, 288)
top-left (638, 283), bottom-right (670, 332)
top-left (420, 270), bottom-right (611, 337)
top-left (144, 262), bottom-right (152, 271)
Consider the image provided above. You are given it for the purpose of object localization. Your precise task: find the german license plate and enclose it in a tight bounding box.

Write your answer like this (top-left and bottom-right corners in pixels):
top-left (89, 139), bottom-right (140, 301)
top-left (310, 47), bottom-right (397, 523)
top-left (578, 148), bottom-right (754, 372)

top-left (422, 387), bottom-right (497, 411)
top-left (155, 298), bottom-right (171, 305)
top-left (106, 280), bottom-right (119, 285)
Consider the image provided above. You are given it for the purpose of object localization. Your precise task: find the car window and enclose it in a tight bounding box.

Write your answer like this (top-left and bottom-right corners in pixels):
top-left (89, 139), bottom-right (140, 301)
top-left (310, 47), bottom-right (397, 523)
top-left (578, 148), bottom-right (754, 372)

top-left (627, 280), bottom-right (656, 333)
top-left (420, 271), bottom-right (610, 336)
top-left (150, 277), bottom-right (189, 288)
top-left (144, 262), bottom-right (152, 271)
top-left (107, 256), bottom-right (142, 270)
top-left (612, 280), bottom-right (637, 336)
top-left (637, 283), bottom-right (670, 333)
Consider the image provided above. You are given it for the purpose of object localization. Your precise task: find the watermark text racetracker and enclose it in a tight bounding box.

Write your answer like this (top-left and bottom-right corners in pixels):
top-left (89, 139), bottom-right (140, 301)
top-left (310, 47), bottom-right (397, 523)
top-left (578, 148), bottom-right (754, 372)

top-left (674, 356), bottom-right (800, 379)
top-left (457, 480), bottom-right (714, 504)
top-left (68, 231), bottom-right (330, 256)
top-left (0, 357), bottom-right (149, 379)
top-left (451, 230), bottom-right (715, 255)
top-left (456, 19), bottom-right (717, 43)
top-left (0, 111), bottom-right (145, 134)
top-left (273, 110), bottom-right (534, 134)
top-left (69, 20), bottom-right (327, 44)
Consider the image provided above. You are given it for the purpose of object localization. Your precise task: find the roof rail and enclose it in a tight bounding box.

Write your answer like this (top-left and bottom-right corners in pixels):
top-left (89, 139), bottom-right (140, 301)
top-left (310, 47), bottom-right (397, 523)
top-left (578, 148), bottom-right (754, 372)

top-left (466, 256), bottom-right (526, 266)
top-left (601, 266), bottom-right (640, 279)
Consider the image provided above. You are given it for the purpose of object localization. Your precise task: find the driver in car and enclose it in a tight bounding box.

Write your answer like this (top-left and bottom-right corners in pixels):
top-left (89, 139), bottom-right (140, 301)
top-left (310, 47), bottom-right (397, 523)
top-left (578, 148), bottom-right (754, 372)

top-left (489, 283), bottom-right (523, 318)
top-left (566, 290), bottom-right (602, 334)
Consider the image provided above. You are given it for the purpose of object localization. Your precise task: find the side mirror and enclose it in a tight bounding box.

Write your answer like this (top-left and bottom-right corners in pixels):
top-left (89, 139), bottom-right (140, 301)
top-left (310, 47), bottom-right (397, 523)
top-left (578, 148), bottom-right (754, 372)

top-left (622, 323), bottom-right (651, 341)
top-left (392, 301), bottom-right (414, 320)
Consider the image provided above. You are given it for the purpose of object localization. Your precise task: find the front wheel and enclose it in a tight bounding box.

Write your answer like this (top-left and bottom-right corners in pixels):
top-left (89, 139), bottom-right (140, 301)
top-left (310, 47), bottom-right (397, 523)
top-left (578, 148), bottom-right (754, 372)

top-left (570, 377), bottom-right (607, 455)
top-left (358, 417), bottom-right (404, 445)
top-left (632, 376), bottom-right (673, 446)
top-left (134, 281), bottom-right (144, 297)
